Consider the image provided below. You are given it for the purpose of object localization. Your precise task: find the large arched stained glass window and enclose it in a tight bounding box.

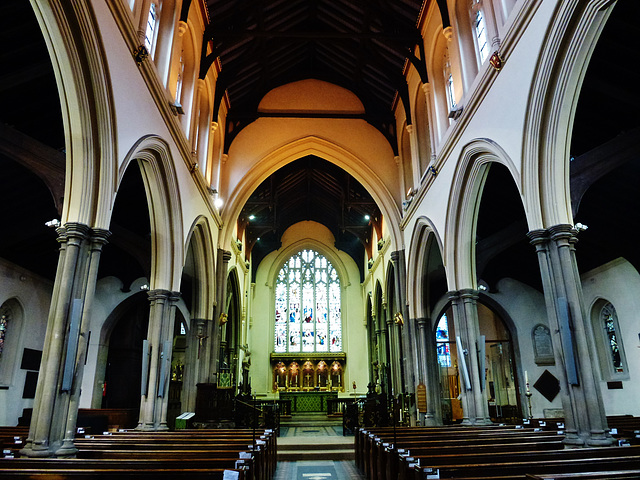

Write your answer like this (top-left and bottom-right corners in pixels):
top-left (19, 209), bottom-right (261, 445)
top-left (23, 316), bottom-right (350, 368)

top-left (274, 250), bottom-right (342, 353)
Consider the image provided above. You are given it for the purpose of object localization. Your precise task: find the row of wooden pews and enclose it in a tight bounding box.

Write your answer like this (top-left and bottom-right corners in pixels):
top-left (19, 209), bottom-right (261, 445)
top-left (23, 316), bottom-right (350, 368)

top-left (356, 424), bottom-right (640, 480)
top-left (0, 427), bottom-right (276, 480)
top-left (0, 426), bottom-right (29, 458)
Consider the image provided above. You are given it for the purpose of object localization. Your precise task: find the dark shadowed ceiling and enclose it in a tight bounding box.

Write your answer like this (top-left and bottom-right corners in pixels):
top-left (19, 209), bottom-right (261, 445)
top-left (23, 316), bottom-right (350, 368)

top-left (201, 0), bottom-right (432, 152)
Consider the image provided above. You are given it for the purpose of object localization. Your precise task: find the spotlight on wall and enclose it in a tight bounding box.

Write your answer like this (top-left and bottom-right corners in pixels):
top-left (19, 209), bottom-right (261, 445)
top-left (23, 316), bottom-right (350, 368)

top-left (169, 102), bottom-right (184, 115)
top-left (249, 214), bottom-right (256, 221)
top-left (140, 284), bottom-right (149, 291)
top-left (364, 214), bottom-right (370, 221)
top-left (574, 222), bottom-right (588, 232)
top-left (45, 219), bottom-right (61, 228)
top-left (448, 107), bottom-right (463, 120)
top-left (214, 198), bottom-right (223, 209)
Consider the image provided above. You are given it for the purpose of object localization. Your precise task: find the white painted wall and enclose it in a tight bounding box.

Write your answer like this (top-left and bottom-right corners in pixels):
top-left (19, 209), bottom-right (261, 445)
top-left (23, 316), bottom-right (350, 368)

top-left (0, 260), bottom-right (51, 426)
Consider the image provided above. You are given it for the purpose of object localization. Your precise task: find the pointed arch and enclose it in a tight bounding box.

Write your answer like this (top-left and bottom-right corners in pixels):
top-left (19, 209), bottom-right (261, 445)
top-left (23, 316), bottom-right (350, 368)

top-left (221, 136), bottom-right (402, 253)
top-left (407, 216), bottom-right (445, 320)
top-left (119, 136), bottom-right (184, 291)
top-left (184, 215), bottom-right (217, 320)
top-left (265, 240), bottom-right (352, 291)
top-left (445, 138), bottom-right (522, 290)
top-left (30, 0), bottom-right (117, 228)
top-left (523, 0), bottom-right (616, 229)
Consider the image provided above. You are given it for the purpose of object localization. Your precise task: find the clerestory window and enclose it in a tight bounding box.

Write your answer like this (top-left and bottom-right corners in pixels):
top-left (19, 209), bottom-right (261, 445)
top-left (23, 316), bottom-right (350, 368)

top-left (471, 2), bottom-right (490, 63)
top-left (144, 2), bottom-right (159, 55)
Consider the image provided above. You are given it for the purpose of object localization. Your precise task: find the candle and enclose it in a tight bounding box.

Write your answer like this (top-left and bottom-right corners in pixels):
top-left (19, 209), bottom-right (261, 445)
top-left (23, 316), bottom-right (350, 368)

top-left (525, 370), bottom-right (528, 384)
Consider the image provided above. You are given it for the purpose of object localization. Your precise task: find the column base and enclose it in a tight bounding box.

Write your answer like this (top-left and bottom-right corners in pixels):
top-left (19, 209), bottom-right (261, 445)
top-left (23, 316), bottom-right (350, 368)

top-left (19, 443), bottom-right (53, 458)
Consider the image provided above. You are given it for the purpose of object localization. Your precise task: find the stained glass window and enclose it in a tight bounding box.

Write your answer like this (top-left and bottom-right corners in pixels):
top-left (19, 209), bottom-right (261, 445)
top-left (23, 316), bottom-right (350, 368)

top-left (436, 314), bottom-right (451, 367)
top-left (601, 303), bottom-right (623, 373)
top-left (274, 250), bottom-right (342, 353)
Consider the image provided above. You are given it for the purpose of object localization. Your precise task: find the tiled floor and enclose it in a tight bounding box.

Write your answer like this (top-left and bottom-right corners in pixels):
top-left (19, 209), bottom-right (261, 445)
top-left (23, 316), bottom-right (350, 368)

top-left (274, 460), bottom-right (365, 480)
top-left (279, 426), bottom-right (342, 437)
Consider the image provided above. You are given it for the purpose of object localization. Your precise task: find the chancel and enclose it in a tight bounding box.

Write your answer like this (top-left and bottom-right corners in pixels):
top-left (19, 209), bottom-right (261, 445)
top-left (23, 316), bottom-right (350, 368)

top-left (1, 0), bottom-right (640, 478)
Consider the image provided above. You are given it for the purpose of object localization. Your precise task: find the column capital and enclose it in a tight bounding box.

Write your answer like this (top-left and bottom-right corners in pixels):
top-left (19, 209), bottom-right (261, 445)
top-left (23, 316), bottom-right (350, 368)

top-left (177, 20), bottom-right (188, 37)
top-left (90, 229), bottom-right (111, 249)
top-left (390, 250), bottom-right (402, 263)
top-left (56, 222), bottom-right (92, 243)
top-left (443, 26), bottom-right (453, 42)
top-left (147, 289), bottom-right (173, 303)
top-left (221, 249), bottom-right (232, 263)
top-left (459, 288), bottom-right (480, 301)
top-left (527, 228), bottom-right (549, 246)
top-left (548, 224), bottom-right (578, 243)
top-left (415, 317), bottom-right (429, 328)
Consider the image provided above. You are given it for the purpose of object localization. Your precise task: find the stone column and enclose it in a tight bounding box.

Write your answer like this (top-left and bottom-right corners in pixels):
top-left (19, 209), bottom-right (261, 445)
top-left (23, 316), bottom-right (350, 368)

top-left (416, 317), bottom-right (441, 426)
top-left (528, 225), bottom-right (612, 446)
top-left (385, 308), bottom-right (401, 396)
top-left (449, 289), bottom-right (491, 425)
top-left (137, 289), bottom-right (180, 431)
top-left (57, 229), bottom-right (111, 456)
top-left (210, 249), bottom-right (231, 383)
top-left (20, 223), bottom-right (108, 457)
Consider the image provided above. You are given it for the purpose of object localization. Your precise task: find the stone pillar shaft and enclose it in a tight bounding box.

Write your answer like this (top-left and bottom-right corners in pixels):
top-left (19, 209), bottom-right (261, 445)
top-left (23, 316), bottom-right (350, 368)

top-left (137, 290), bottom-right (180, 431)
top-left (58, 230), bottom-right (110, 455)
top-left (21, 224), bottom-right (107, 457)
top-left (210, 249), bottom-right (231, 383)
top-left (448, 289), bottom-right (491, 425)
top-left (528, 225), bottom-right (611, 446)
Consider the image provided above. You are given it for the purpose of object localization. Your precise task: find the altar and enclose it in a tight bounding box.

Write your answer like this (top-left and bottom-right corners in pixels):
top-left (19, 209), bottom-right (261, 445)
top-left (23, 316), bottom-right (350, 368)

top-left (270, 353), bottom-right (346, 393)
top-left (279, 391), bottom-right (338, 412)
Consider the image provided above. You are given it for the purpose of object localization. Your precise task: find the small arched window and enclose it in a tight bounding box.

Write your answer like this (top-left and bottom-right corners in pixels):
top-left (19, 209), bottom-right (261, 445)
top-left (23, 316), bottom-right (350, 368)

top-left (471, 0), bottom-right (490, 64)
top-left (274, 250), bottom-right (342, 353)
top-left (592, 300), bottom-right (629, 381)
top-left (600, 303), bottom-right (623, 373)
top-left (0, 309), bottom-right (8, 360)
top-left (444, 48), bottom-right (456, 112)
top-left (176, 50), bottom-right (185, 105)
top-left (436, 314), bottom-right (452, 367)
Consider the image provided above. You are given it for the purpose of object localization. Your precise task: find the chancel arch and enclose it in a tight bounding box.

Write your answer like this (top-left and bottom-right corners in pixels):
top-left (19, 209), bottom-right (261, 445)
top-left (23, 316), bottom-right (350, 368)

top-left (221, 136), bottom-right (402, 254)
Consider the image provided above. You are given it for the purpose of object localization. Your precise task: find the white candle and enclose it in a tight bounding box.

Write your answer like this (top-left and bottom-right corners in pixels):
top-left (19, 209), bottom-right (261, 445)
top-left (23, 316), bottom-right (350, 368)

top-left (525, 370), bottom-right (529, 385)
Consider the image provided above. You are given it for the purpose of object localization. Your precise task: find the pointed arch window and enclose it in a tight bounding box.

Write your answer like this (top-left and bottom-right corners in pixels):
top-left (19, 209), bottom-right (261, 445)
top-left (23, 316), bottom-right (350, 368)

top-left (436, 314), bottom-right (452, 367)
top-left (591, 300), bottom-right (629, 382)
top-left (0, 309), bottom-right (8, 359)
top-left (601, 302), bottom-right (623, 373)
top-left (274, 250), bottom-right (342, 353)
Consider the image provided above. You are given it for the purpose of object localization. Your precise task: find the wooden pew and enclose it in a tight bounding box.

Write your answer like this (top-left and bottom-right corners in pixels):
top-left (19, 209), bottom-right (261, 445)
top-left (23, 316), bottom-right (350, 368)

top-left (409, 451), bottom-right (640, 479)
